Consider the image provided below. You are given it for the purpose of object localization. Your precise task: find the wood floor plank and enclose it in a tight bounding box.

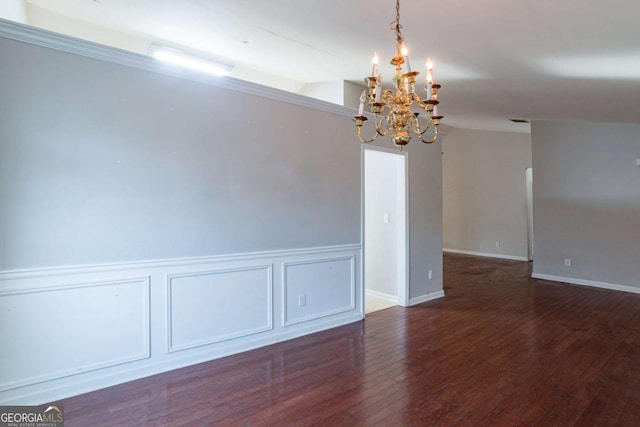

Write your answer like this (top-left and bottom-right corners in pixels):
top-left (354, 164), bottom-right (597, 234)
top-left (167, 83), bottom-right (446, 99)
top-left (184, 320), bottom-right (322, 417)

top-left (51, 254), bottom-right (640, 426)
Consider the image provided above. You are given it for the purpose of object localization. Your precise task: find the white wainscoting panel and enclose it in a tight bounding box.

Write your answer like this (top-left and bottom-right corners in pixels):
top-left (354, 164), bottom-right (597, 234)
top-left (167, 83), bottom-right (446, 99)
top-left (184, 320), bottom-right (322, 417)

top-left (0, 278), bottom-right (150, 392)
top-left (283, 256), bottom-right (356, 326)
top-left (167, 266), bottom-right (272, 352)
top-left (0, 244), bottom-right (361, 405)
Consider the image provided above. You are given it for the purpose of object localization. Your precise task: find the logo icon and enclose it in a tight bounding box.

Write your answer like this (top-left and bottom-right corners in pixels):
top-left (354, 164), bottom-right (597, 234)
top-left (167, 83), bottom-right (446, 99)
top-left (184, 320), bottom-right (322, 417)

top-left (0, 404), bottom-right (64, 427)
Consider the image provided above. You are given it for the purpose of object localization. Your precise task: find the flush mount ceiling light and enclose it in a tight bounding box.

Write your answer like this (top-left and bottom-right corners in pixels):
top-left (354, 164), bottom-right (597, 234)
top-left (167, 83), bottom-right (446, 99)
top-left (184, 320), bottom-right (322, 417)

top-left (353, 0), bottom-right (443, 149)
top-left (149, 45), bottom-right (232, 76)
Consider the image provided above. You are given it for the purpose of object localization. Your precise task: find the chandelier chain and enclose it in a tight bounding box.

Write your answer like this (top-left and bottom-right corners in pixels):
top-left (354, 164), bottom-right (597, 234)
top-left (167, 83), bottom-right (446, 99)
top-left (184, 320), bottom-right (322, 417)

top-left (390, 0), bottom-right (404, 44)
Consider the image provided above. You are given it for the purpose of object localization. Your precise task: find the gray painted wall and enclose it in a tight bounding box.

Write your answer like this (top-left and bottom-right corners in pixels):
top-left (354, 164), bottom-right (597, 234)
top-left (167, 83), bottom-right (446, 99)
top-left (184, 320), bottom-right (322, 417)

top-left (0, 35), bottom-right (444, 299)
top-left (443, 128), bottom-right (532, 258)
top-left (531, 120), bottom-right (640, 288)
top-left (0, 38), bottom-right (360, 270)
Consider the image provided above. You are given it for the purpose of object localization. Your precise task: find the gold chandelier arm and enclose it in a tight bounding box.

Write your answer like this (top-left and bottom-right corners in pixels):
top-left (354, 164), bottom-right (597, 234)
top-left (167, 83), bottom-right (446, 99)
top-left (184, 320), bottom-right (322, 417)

top-left (421, 119), bottom-right (436, 136)
top-left (358, 126), bottom-right (378, 143)
top-left (375, 115), bottom-right (391, 136)
top-left (382, 88), bottom-right (395, 100)
top-left (410, 113), bottom-right (433, 136)
top-left (411, 92), bottom-right (439, 114)
top-left (420, 125), bottom-right (439, 144)
top-left (353, 116), bottom-right (379, 143)
top-left (411, 92), bottom-right (426, 109)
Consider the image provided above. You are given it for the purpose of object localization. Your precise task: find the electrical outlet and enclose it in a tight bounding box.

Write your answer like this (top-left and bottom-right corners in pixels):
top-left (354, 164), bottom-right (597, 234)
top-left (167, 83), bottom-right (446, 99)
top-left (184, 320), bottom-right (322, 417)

top-left (495, 241), bottom-right (500, 248)
top-left (298, 294), bottom-right (306, 307)
top-left (428, 269), bottom-right (433, 280)
top-left (383, 213), bottom-right (390, 223)
top-left (564, 258), bottom-right (571, 267)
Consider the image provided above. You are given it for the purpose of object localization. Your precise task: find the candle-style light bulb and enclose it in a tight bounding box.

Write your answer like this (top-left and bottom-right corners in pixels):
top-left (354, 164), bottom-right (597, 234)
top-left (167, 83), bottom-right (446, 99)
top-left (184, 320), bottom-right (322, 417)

top-left (401, 45), bottom-right (411, 73)
top-left (425, 57), bottom-right (434, 99)
top-left (372, 53), bottom-right (379, 77)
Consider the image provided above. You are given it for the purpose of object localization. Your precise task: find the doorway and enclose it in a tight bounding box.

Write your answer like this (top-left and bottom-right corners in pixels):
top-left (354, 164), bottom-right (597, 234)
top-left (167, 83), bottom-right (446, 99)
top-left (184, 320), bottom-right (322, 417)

top-left (525, 167), bottom-right (534, 261)
top-left (363, 148), bottom-right (408, 314)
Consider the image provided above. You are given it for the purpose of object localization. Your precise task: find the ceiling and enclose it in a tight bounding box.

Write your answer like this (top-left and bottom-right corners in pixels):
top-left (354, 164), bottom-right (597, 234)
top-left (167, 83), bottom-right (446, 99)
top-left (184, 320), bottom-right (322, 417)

top-left (12, 0), bottom-right (640, 133)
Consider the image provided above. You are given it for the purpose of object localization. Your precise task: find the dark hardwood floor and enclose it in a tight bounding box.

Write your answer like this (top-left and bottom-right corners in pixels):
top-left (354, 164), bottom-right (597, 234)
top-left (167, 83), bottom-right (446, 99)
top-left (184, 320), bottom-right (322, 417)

top-left (56, 254), bottom-right (640, 426)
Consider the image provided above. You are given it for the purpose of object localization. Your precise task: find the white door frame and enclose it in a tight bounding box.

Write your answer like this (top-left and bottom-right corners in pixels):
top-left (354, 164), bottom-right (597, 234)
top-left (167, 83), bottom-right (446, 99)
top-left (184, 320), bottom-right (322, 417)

top-left (362, 146), bottom-right (409, 310)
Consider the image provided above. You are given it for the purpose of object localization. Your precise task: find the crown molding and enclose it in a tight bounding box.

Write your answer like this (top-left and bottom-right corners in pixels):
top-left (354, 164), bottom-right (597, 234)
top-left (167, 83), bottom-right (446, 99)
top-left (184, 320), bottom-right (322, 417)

top-left (0, 18), bottom-right (355, 119)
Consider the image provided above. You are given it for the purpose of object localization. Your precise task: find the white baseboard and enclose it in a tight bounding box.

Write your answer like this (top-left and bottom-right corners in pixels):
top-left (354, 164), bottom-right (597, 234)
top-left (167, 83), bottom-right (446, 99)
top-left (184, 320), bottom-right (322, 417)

top-left (532, 273), bottom-right (640, 295)
top-left (443, 248), bottom-right (528, 262)
top-left (365, 289), bottom-right (398, 304)
top-left (409, 290), bottom-right (445, 306)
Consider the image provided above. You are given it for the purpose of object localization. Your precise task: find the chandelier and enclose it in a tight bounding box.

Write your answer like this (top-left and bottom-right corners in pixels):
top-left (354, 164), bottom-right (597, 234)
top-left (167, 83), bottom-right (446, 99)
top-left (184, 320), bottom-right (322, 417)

top-left (353, 0), bottom-right (443, 149)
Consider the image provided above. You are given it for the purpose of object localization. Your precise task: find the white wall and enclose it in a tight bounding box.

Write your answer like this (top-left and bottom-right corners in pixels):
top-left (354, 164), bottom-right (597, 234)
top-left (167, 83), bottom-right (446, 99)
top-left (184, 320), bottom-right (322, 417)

top-left (0, 1), bottom-right (27, 23)
top-left (298, 80), bottom-right (367, 110)
top-left (531, 120), bottom-right (640, 290)
top-left (343, 81), bottom-right (366, 110)
top-left (298, 80), bottom-right (344, 105)
top-left (26, 4), bottom-right (305, 94)
top-left (364, 149), bottom-right (403, 300)
top-left (26, 4), bottom-right (150, 55)
top-left (443, 128), bottom-right (532, 260)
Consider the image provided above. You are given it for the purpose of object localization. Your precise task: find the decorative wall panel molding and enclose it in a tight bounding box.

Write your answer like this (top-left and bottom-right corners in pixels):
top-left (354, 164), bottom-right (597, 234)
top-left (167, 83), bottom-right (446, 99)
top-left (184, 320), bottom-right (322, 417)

top-left (167, 266), bottom-right (273, 353)
top-left (0, 245), bottom-right (361, 405)
top-left (282, 256), bottom-right (356, 326)
top-left (0, 278), bottom-right (150, 391)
